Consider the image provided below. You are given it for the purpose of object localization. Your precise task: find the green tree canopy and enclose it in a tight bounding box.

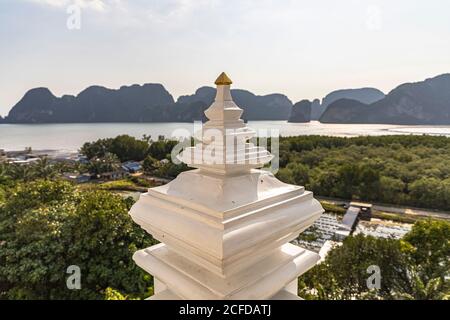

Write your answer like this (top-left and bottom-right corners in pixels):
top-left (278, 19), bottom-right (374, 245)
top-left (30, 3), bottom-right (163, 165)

top-left (276, 135), bottom-right (450, 211)
top-left (299, 220), bottom-right (450, 300)
top-left (0, 180), bottom-right (156, 300)
top-left (81, 135), bottom-right (149, 162)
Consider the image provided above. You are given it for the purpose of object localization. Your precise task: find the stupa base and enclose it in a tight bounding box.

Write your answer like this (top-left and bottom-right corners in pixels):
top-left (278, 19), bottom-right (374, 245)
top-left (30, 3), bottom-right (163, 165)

top-left (135, 243), bottom-right (319, 300)
top-left (147, 289), bottom-right (302, 300)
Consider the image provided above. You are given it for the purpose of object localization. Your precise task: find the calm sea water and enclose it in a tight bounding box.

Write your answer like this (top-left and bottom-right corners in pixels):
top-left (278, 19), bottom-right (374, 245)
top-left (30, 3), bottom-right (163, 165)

top-left (2, 121), bottom-right (450, 152)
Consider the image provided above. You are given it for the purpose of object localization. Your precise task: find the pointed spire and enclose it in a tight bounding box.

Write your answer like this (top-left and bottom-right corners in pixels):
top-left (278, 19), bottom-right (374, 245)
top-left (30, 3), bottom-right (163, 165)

top-left (204, 71), bottom-right (242, 126)
top-left (179, 72), bottom-right (272, 175)
top-left (215, 72), bottom-right (233, 86)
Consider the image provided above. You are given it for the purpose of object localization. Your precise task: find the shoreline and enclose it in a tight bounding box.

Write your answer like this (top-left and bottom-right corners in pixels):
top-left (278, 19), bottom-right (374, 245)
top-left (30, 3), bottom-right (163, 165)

top-left (5, 149), bottom-right (80, 158)
top-left (2, 121), bottom-right (450, 152)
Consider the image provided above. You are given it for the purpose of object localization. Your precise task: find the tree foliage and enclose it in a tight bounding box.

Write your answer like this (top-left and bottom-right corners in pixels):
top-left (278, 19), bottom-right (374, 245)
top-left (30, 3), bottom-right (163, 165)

top-left (299, 220), bottom-right (450, 300)
top-left (88, 152), bottom-right (121, 175)
top-left (147, 140), bottom-right (179, 161)
top-left (277, 135), bottom-right (450, 211)
top-left (81, 135), bottom-right (149, 162)
top-left (0, 158), bottom-right (57, 183)
top-left (403, 220), bottom-right (450, 282)
top-left (0, 180), bottom-right (156, 300)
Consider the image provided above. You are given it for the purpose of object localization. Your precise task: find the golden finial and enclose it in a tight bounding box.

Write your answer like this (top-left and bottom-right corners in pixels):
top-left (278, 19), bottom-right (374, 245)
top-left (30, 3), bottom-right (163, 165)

top-left (215, 72), bottom-right (233, 85)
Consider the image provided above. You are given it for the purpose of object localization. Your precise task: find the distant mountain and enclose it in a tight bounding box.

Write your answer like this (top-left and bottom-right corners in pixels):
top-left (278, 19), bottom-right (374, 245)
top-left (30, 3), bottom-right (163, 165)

top-left (311, 88), bottom-right (385, 120)
top-left (4, 74), bottom-right (450, 124)
top-left (309, 99), bottom-right (321, 120)
top-left (320, 74), bottom-right (450, 124)
top-left (7, 88), bottom-right (59, 123)
top-left (320, 99), bottom-right (369, 123)
top-left (178, 86), bottom-right (216, 105)
top-left (178, 86), bottom-right (292, 120)
top-left (288, 100), bottom-right (311, 123)
top-left (5, 85), bottom-right (292, 123)
top-left (6, 84), bottom-right (175, 123)
top-left (322, 88), bottom-right (386, 109)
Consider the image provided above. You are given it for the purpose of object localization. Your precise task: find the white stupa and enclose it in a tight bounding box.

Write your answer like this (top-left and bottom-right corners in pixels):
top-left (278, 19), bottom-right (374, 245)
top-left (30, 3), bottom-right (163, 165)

top-left (129, 73), bottom-right (324, 300)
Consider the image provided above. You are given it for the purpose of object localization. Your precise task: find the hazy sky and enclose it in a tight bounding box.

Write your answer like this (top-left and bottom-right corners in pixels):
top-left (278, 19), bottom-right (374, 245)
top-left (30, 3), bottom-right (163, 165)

top-left (1, 0), bottom-right (450, 116)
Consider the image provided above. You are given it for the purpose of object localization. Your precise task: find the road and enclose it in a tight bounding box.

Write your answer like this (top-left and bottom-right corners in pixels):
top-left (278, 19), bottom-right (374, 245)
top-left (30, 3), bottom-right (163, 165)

top-left (317, 196), bottom-right (450, 221)
top-left (372, 204), bottom-right (450, 221)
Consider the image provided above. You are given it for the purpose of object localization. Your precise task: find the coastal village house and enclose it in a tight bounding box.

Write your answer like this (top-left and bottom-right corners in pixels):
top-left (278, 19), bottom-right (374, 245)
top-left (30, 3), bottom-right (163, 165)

top-left (122, 161), bottom-right (143, 174)
top-left (62, 172), bottom-right (92, 184)
top-left (99, 169), bottom-right (129, 181)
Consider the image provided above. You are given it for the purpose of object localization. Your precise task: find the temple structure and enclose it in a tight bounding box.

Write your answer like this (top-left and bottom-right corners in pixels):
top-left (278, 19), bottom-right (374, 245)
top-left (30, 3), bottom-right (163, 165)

top-left (129, 73), bottom-right (324, 300)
